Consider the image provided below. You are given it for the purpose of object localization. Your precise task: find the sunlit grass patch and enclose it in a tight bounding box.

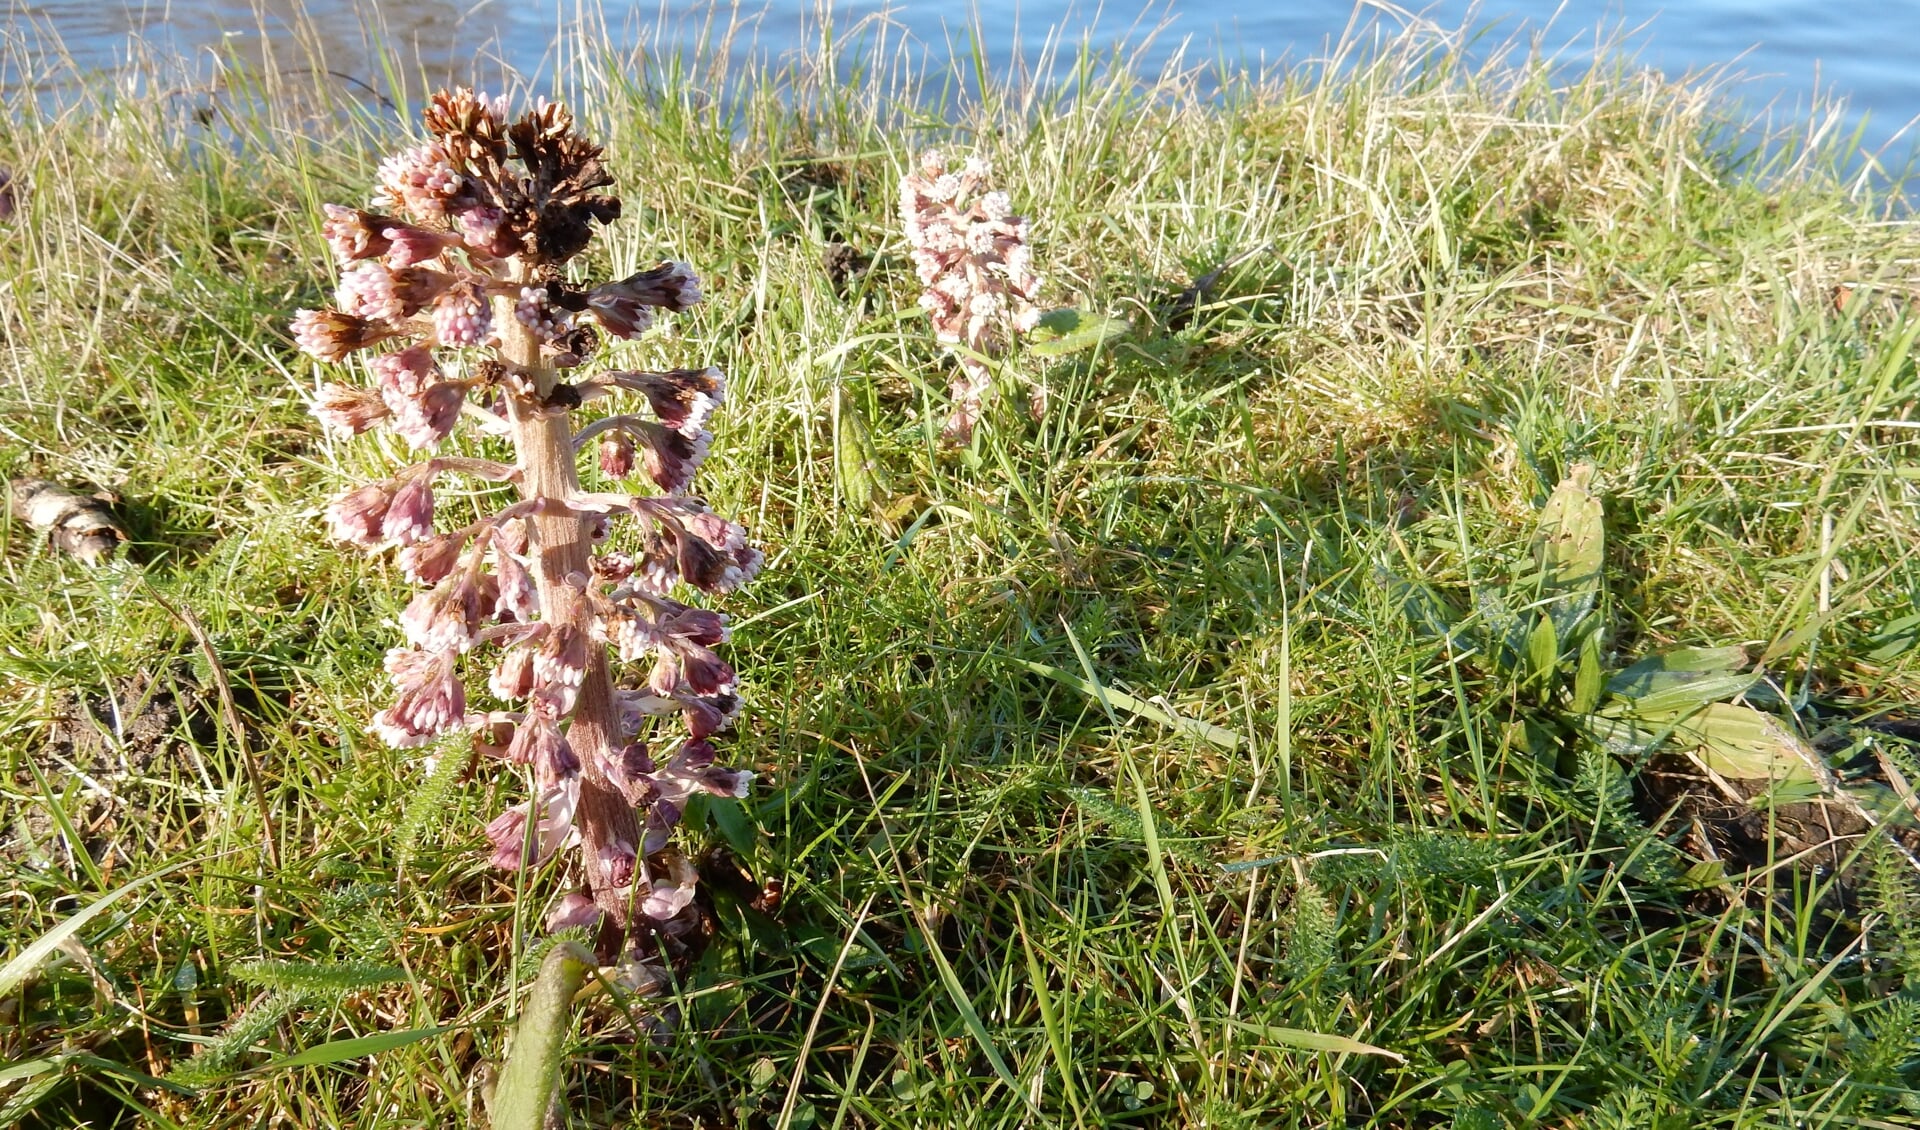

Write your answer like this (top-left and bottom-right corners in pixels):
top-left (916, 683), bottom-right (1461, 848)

top-left (5, 6), bottom-right (1920, 1127)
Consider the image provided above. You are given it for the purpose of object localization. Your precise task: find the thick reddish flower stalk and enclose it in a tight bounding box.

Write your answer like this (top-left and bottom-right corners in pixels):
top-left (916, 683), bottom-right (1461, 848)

top-left (294, 89), bottom-right (761, 960)
top-left (899, 150), bottom-right (1042, 439)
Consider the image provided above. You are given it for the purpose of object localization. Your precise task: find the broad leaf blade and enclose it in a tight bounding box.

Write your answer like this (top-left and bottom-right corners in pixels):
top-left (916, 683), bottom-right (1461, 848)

top-left (1027, 307), bottom-right (1129, 357)
top-left (1526, 614), bottom-right (1559, 684)
top-left (832, 388), bottom-right (887, 512)
top-left (1584, 713), bottom-right (1657, 756)
top-left (1638, 702), bottom-right (1821, 784)
top-left (1623, 673), bottom-right (1762, 716)
top-left (1532, 464), bottom-right (1604, 633)
top-left (1572, 634), bottom-right (1604, 713)
top-left (1607, 646), bottom-right (1749, 698)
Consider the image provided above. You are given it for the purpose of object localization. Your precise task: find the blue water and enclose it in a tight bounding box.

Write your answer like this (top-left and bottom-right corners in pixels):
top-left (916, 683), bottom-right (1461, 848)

top-left (7, 1), bottom-right (1918, 170)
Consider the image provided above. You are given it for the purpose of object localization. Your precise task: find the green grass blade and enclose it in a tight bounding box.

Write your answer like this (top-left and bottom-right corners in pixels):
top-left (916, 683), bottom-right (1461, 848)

top-left (1227, 1021), bottom-right (1406, 1063)
top-left (1008, 657), bottom-right (1244, 750)
top-left (915, 913), bottom-right (1037, 1117)
top-left (253, 1026), bottom-right (455, 1072)
top-left (0, 858), bottom-right (197, 1001)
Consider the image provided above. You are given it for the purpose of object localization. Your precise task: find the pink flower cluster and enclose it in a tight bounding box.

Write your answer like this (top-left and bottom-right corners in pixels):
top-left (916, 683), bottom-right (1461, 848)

top-left (292, 89), bottom-right (761, 956)
top-left (899, 150), bottom-right (1042, 438)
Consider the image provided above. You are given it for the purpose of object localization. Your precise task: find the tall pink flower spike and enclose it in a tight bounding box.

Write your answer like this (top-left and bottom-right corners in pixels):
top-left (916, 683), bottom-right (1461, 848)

top-left (293, 89), bottom-right (762, 961)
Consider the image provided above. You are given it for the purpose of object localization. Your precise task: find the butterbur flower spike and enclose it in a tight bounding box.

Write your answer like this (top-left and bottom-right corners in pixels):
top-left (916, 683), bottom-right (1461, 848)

top-left (899, 149), bottom-right (1043, 440)
top-left (293, 88), bottom-right (763, 964)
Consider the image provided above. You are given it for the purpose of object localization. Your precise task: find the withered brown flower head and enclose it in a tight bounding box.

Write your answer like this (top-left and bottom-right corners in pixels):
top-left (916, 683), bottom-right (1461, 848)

top-left (422, 88), bottom-right (511, 177)
top-left (507, 101), bottom-right (622, 266)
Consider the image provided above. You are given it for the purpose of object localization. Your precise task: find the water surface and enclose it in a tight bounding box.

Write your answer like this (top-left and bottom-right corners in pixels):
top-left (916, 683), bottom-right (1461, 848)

top-left (8, 1), bottom-right (1918, 171)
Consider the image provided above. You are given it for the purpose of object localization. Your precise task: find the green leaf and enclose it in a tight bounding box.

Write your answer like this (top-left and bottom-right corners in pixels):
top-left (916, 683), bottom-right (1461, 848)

top-left (1607, 646), bottom-right (1749, 698)
top-left (1226, 1020), bottom-right (1405, 1062)
top-left (1621, 673), bottom-right (1761, 716)
top-left (166, 989), bottom-right (310, 1086)
top-left (1752, 776), bottom-right (1826, 809)
top-left (1584, 713), bottom-right (1655, 756)
top-left (1011, 902), bottom-right (1086, 1119)
top-left (1532, 464), bottom-right (1604, 633)
top-left (230, 959), bottom-right (406, 995)
top-left (748, 1057), bottom-right (778, 1091)
top-left (491, 942), bottom-right (596, 1130)
top-left (1572, 634), bottom-right (1603, 713)
top-left (832, 388), bottom-right (887, 512)
top-left (253, 1026), bottom-right (453, 1072)
top-left (1681, 859), bottom-right (1729, 891)
top-left (1639, 702), bottom-right (1820, 784)
top-left (1526, 614), bottom-right (1559, 685)
top-left (1065, 787), bottom-right (1210, 866)
top-left (1009, 657), bottom-right (1244, 750)
top-left (1027, 307), bottom-right (1129, 357)
top-left (708, 790), bottom-right (757, 857)
top-left (1867, 612), bottom-right (1920, 664)
top-left (396, 739), bottom-right (469, 870)
top-left (0, 1058), bottom-right (59, 1086)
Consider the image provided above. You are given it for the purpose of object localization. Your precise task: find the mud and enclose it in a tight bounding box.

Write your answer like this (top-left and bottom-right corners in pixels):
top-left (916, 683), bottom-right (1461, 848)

top-left (1638, 721), bottom-right (1920, 936)
top-left (6, 664), bottom-right (215, 867)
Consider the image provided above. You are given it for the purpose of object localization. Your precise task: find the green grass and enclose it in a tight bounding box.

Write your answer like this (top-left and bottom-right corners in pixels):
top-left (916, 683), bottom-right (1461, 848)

top-left (5, 9), bottom-right (1920, 1127)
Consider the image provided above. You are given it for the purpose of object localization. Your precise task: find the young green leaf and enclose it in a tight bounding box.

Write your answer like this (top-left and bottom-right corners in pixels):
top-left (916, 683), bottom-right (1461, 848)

top-left (1532, 463), bottom-right (1604, 635)
top-left (230, 959), bottom-right (406, 995)
top-left (1607, 646), bottom-right (1750, 698)
top-left (1572, 634), bottom-right (1604, 713)
top-left (1027, 307), bottom-right (1129, 357)
top-left (1526, 614), bottom-right (1560, 686)
top-left (1622, 673), bottom-right (1762, 716)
